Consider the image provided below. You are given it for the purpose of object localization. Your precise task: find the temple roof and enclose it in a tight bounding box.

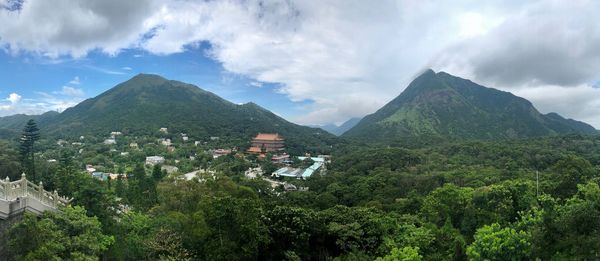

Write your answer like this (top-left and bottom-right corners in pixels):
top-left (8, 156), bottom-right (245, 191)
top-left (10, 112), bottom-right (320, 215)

top-left (253, 133), bottom-right (284, 141)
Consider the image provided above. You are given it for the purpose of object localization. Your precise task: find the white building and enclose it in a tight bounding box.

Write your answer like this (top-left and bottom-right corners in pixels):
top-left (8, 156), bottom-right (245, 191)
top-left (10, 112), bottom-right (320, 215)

top-left (146, 156), bottom-right (165, 165)
top-left (159, 127), bottom-right (168, 134)
top-left (159, 138), bottom-right (172, 146)
top-left (104, 138), bottom-right (116, 145)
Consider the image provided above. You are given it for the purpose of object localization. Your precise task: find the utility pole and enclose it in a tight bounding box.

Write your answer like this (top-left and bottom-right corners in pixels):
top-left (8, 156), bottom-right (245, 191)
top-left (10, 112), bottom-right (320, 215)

top-left (536, 170), bottom-right (539, 197)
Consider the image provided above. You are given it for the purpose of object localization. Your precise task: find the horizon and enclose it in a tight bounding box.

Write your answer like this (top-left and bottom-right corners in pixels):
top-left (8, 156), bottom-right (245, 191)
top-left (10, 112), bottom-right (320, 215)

top-left (0, 1), bottom-right (599, 128)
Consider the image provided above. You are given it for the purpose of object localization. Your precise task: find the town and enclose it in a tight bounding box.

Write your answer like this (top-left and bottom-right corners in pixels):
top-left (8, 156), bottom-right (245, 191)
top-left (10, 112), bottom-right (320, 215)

top-left (49, 130), bottom-right (330, 193)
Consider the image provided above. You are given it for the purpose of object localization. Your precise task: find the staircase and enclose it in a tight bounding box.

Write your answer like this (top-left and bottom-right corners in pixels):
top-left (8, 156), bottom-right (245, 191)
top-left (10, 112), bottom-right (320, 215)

top-left (0, 174), bottom-right (71, 220)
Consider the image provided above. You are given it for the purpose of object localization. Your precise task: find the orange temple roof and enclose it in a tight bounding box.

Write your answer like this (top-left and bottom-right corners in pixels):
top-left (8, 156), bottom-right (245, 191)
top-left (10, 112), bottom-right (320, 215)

top-left (253, 133), bottom-right (284, 141)
top-left (247, 146), bottom-right (262, 153)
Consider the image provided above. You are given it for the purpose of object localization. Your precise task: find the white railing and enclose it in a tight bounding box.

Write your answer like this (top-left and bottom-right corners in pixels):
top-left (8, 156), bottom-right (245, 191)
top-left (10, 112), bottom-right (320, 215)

top-left (0, 173), bottom-right (71, 209)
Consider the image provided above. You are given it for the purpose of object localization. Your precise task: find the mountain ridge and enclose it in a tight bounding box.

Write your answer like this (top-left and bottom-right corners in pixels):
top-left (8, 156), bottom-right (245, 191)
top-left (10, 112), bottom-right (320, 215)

top-left (343, 69), bottom-right (597, 142)
top-left (0, 74), bottom-right (336, 153)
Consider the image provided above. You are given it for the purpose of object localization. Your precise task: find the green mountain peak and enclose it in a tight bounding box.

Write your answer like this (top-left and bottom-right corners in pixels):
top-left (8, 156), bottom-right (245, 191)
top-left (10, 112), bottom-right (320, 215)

top-left (344, 70), bottom-right (596, 142)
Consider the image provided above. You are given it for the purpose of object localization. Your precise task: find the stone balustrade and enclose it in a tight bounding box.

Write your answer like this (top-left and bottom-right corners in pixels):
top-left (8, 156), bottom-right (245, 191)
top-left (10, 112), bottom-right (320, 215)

top-left (0, 173), bottom-right (71, 220)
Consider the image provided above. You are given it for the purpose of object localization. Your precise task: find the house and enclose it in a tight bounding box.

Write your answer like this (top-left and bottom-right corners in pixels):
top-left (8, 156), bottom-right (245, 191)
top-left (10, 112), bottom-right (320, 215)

top-left (120, 152), bottom-right (129, 156)
top-left (211, 149), bottom-right (232, 158)
top-left (86, 165), bottom-right (97, 173)
top-left (194, 141), bottom-right (202, 146)
top-left (247, 133), bottom-right (285, 154)
top-left (159, 127), bottom-right (168, 134)
top-left (271, 154), bottom-right (290, 163)
top-left (92, 172), bottom-right (109, 181)
top-left (182, 136), bottom-right (189, 142)
top-left (130, 143), bottom-right (139, 148)
top-left (210, 136), bottom-right (220, 141)
top-left (111, 131), bottom-right (123, 136)
top-left (146, 156), bottom-right (165, 165)
top-left (161, 165), bottom-right (179, 174)
top-left (158, 138), bottom-right (172, 146)
top-left (104, 138), bottom-right (116, 145)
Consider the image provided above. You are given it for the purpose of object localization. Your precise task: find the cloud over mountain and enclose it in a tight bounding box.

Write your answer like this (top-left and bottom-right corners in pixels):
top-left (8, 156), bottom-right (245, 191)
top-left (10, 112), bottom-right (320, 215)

top-left (0, 0), bottom-right (599, 126)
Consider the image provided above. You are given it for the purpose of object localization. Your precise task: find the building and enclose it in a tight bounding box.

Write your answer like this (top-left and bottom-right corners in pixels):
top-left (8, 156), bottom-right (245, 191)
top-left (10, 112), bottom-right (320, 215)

top-left (159, 138), bottom-right (172, 146)
top-left (104, 138), bottom-right (116, 145)
top-left (273, 156), bottom-right (325, 179)
top-left (247, 133), bottom-right (285, 153)
top-left (111, 131), bottom-right (122, 136)
top-left (271, 153), bottom-right (290, 163)
top-left (211, 149), bottom-right (232, 158)
top-left (159, 127), bottom-right (168, 134)
top-left (161, 165), bottom-right (179, 174)
top-left (146, 156), bottom-right (165, 165)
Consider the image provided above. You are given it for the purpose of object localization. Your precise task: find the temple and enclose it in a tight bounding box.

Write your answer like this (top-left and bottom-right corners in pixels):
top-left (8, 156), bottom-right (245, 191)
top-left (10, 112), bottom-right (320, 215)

top-left (248, 133), bottom-right (285, 153)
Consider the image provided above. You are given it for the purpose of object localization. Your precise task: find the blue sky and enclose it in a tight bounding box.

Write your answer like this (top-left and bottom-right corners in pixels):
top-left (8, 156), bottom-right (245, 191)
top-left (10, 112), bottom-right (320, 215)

top-left (0, 44), bottom-right (312, 120)
top-left (1, 0), bottom-right (600, 127)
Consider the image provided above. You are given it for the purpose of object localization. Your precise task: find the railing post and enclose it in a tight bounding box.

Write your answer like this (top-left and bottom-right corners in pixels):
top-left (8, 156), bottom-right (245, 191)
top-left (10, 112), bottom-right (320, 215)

top-left (21, 173), bottom-right (27, 197)
top-left (53, 190), bottom-right (59, 207)
top-left (38, 181), bottom-right (44, 202)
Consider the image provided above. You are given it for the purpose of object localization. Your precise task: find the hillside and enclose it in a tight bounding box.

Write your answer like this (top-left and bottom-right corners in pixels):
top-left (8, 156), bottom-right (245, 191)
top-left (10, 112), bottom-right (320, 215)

top-left (344, 69), bottom-right (597, 142)
top-left (0, 111), bottom-right (59, 139)
top-left (0, 74), bottom-right (336, 153)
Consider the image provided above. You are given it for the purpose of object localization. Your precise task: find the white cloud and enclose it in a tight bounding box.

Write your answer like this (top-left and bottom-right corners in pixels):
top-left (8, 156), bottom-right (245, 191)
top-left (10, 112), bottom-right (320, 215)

top-left (249, 81), bottom-right (263, 88)
top-left (0, 0), bottom-right (159, 57)
top-left (122, 66), bottom-right (132, 70)
top-left (7, 92), bottom-right (21, 103)
top-left (513, 84), bottom-right (600, 128)
top-left (60, 86), bottom-right (85, 97)
top-left (0, 92), bottom-right (83, 116)
top-left (68, 76), bottom-right (80, 85)
top-left (1, 0), bottom-right (600, 127)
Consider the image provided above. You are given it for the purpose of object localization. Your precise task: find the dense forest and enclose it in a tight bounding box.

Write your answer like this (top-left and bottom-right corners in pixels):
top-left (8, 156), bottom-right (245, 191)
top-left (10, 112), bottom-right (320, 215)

top-left (2, 132), bottom-right (600, 260)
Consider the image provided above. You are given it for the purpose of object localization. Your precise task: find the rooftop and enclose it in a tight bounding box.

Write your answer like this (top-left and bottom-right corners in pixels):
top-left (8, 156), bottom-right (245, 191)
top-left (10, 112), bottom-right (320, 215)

top-left (253, 133), bottom-right (284, 141)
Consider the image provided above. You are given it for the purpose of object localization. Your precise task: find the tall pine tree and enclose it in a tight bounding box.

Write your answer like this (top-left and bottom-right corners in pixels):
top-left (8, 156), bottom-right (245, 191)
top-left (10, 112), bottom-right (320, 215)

top-left (19, 119), bottom-right (40, 182)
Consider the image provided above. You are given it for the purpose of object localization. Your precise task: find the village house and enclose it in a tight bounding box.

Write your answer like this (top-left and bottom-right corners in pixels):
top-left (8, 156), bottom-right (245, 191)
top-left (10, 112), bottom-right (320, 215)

top-left (146, 156), bottom-right (165, 165)
top-left (211, 149), bottom-right (232, 158)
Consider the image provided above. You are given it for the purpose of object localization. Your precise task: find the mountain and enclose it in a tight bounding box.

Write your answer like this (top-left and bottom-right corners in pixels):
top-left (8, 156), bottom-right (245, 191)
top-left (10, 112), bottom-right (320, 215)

top-left (0, 111), bottom-right (59, 139)
top-left (314, 117), bottom-right (363, 136)
top-left (344, 69), bottom-right (597, 142)
top-left (0, 74), bottom-right (336, 153)
top-left (335, 117), bottom-right (362, 135)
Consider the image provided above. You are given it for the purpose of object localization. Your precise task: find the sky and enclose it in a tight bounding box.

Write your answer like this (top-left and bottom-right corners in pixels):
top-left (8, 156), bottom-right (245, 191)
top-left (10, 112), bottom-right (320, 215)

top-left (0, 0), bottom-right (599, 128)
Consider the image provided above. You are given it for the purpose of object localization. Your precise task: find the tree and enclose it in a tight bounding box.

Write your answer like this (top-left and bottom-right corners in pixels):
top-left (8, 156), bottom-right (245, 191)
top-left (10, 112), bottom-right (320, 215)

top-left (8, 206), bottom-right (114, 260)
top-left (0, 140), bottom-right (21, 180)
top-left (376, 247), bottom-right (422, 261)
top-left (466, 223), bottom-right (530, 261)
top-left (552, 155), bottom-right (595, 199)
top-left (19, 119), bottom-right (40, 182)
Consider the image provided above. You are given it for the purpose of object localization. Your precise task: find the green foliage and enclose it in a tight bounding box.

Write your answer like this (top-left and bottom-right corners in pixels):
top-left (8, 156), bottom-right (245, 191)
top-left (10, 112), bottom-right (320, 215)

top-left (467, 223), bottom-right (530, 261)
top-left (0, 140), bottom-right (21, 180)
top-left (344, 70), bottom-right (596, 143)
top-left (376, 247), bottom-right (422, 261)
top-left (19, 119), bottom-right (40, 181)
top-left (8, 206), bottom-right (114, 260)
